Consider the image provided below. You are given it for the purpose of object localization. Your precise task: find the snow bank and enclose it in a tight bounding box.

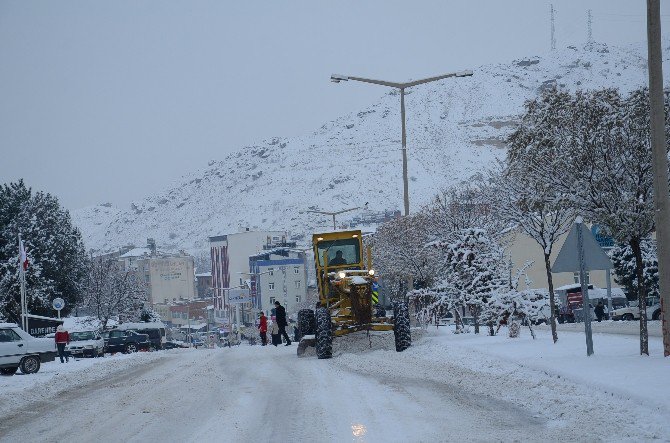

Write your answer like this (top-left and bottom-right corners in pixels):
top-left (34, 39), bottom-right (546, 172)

top-left (0, 351), bottom-right (173, 417)
top-left (333, 326), bottom-right (670, 441)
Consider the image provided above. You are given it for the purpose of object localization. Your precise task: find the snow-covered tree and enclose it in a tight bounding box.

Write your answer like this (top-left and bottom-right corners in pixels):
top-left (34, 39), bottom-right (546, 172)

top-left (532, 87), bottom-right (670, 355)
top-left (0, 180), bottom-right (87, 322)
top-left (480, 263), bottom-right (546, 339)
top-left (80, 255), bottom-right (147, 329)
top-left (423, 180), bottom-right (510, 245)
top-left (373, 212), bottom-right (439, 301)
top-left (438, 228), bottom-right (508, 334)
top-left (140, 306), bottom-right (162, 323)
top-left (609, 239), bottom-right (658, 300)
top-left (501, 89), bottom-right (578, 343)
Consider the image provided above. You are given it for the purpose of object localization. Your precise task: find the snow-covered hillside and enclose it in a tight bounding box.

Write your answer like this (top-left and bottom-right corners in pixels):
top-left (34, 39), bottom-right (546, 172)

top-left (73, 41), bottom-right (654, 254)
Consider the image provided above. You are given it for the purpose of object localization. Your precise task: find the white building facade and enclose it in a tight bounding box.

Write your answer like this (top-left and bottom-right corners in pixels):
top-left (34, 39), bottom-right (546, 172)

top-left (209, 229), bottom-right (287, 324)
top-left (119, 245), bottom-right (196, 305)
top-left (249, 249), bottom-right (308, 321)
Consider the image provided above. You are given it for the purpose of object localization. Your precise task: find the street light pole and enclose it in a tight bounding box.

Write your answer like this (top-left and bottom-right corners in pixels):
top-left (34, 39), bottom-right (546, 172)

top-left (303, 203), bottom-right (368, 230)
top-left (331, 70), bottom-right (473, 215)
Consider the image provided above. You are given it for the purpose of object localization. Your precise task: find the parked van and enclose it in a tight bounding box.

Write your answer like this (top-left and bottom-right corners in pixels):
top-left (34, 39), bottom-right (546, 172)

top-left (115, 322), bottom-right (166, 350)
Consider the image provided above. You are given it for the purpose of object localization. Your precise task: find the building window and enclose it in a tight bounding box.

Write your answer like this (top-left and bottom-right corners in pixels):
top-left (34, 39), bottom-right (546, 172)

top-left (295, 281), bottom-right (301, 289)
top-left (294, 267), bottom-right (300, 274)
top-left (269, 282), bottom-right (275, 290)
top-left (268, 268), bottom-right (274, 276)
top-left (573, 272), bottom-right (590, 284)
top-left (296, 295), bottom-right (301, 303)
top-left (270, 297), bottom-right (276, 305)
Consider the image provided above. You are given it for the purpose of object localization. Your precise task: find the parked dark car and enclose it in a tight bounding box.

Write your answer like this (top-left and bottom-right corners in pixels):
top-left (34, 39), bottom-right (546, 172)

top-left (115, 323), bottom-right (166, 350)
top-left (102, 330), bottom-right (151, 353)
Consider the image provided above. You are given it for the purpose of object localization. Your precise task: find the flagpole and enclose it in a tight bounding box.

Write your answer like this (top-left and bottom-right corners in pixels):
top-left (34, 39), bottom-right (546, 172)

top-left (18, 234), bottom-right (27, 331)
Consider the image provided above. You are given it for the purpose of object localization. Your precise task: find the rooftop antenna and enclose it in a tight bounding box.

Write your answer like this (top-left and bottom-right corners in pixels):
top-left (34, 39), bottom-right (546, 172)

top-left (587, 9), bottom-right (593, 43)
top-left (550, 4), bottom-right (557, 50)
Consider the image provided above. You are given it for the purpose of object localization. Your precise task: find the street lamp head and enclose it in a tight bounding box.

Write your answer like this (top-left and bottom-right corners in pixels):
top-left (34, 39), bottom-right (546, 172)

top-left (331, 74), bottom-right (349, 83)
top-left (455, 70), bottom-right (474, 77)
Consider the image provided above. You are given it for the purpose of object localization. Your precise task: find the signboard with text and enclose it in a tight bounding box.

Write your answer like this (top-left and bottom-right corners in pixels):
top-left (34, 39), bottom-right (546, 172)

top-left (227, 289), bottom-right (251, 304)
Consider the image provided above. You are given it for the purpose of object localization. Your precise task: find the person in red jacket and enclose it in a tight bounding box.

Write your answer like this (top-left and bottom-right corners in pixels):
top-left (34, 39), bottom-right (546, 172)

top-left (55, 325), bottom-right (70, 363)
top-left (258, 312), bottom-right (268, 346)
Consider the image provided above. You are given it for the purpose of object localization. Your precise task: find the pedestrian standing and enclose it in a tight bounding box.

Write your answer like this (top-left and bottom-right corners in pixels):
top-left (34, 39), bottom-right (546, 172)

top-left (274, 301), bottom-right (291, 346)
top-left (594, 301), bottom-right (606, 322)
top-left (258, 311), bottom-right (268, 346)
top-left (55, 325), bottom-right (70, 363)
top-left (270, 320), bottom-right (281, 346)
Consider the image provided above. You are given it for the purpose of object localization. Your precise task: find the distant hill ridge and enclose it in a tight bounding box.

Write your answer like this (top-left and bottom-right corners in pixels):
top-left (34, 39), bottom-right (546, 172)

top-left (72, 41), bottom-right (657, 254)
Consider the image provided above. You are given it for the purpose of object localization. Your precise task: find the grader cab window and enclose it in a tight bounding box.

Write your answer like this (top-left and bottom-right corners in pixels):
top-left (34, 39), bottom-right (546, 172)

top-left (317, 238), bottom-right (360, 267)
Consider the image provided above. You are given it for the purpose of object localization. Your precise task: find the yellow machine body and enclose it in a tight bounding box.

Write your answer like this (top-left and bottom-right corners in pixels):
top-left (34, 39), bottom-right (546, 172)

top-left (312, 230), bottom-right (393, 335)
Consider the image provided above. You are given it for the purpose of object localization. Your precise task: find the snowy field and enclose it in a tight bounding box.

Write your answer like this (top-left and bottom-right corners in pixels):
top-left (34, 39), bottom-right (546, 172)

top-left (0, 323), bottom-right (668, 442)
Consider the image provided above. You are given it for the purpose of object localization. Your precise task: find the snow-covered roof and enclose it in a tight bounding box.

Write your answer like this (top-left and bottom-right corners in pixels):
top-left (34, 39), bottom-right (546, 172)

top-left (116, 321), bottom-right (166, 330)
top-left (0, 322), bottom-right (19, 328)
top-left (62, 316), bottom-right (101, 332)
top-left (555, 283), bottom-right (590, 291)
top-left (24, 313), bottom-right (62, 321)
top-left (590, 287), bottom-right (626, 298)
top-left (179, 323), bottom-right (207, 330)
top-left (119, 247), bottom-right (152, 258)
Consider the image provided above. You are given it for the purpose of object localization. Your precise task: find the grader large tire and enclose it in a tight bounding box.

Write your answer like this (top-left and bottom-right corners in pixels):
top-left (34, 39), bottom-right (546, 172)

top-left (297, 309), bottom-right (316, 341)
top-left (393, 302), bottom-right (411, 352)
top-left (315, 307), bottom-right (332, 359)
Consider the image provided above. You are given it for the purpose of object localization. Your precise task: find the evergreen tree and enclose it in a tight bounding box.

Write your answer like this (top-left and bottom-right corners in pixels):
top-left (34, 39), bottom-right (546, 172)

top-left (609, 239), bottom-right (659, 300)
top-left (140, 306), bottom-right (162, 322)
top-left (439, 228), bottom-right (508, 334)
top-left (0, 180), bottom-right (87, 322)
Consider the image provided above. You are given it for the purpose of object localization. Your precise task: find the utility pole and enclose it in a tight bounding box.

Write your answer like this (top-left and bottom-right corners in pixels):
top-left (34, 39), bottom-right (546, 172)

top-left (646, 0), bottom-right (670, 357)
top-left (551, 4), bottom-right (556, 50)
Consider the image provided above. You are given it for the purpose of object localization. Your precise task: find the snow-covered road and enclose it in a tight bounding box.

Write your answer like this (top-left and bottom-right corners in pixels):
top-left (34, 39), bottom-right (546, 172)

top-left (0, 343), bottom-right (553, 442)
top-left (1, 326), bottom-right (669, 442)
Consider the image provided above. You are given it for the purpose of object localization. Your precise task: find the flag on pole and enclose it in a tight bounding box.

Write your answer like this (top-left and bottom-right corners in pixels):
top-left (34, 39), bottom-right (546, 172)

top-left (19, 239), bottom-right (29, 271)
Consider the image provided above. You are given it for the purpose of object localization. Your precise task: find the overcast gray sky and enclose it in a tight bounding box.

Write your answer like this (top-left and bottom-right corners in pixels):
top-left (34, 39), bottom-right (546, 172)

top-left (0, 0), bottom-right (666, 210)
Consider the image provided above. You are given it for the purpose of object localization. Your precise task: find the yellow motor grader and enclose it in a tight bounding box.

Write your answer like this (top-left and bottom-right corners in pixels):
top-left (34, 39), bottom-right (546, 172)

top-left (296, 229), bottom-right (411, 359)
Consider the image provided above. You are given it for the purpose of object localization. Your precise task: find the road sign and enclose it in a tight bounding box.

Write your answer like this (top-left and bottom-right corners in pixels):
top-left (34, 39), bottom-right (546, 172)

top-left (52, 298), bottom-right (65, 310)
top-left (552, 219), bottom-right (610, 357)
top-left (227, 289), bottom-right (251, 304)
top-left (372, 281), bottom-right (379, 304)
top-left (552, 223), bottom-right (612, 273)
top-left (591, 224), bottom-right (614, 249)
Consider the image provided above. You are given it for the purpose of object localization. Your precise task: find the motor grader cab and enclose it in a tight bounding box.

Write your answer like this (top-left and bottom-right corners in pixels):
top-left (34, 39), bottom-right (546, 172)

top-left (296, 229), bottom-right (411, 359)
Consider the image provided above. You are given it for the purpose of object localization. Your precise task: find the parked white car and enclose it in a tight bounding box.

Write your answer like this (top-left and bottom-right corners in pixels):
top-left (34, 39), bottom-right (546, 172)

top-left (0, 322), bottom-right (57, 375)
top-left (66, 330), bottom-right (105, 358)
top-left (610, 298), bottom-right (662, 321)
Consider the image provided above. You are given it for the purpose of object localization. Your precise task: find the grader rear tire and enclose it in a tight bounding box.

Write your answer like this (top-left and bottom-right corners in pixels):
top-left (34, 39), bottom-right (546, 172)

top-left (297, 309), bottom-right (316, 341)
top-left (393, 302), bottom-right (411, 352)
top-left (315, 307), bottom-right (332, 359)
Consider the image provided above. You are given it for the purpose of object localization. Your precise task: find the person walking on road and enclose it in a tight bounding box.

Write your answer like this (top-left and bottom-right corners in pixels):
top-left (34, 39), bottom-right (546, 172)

top-left (258, 311), bottom-right (268, 346)
top-left (55, 325), bottom-right (70, 363)
top-left (274, 301), bottom-right (291, 346)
